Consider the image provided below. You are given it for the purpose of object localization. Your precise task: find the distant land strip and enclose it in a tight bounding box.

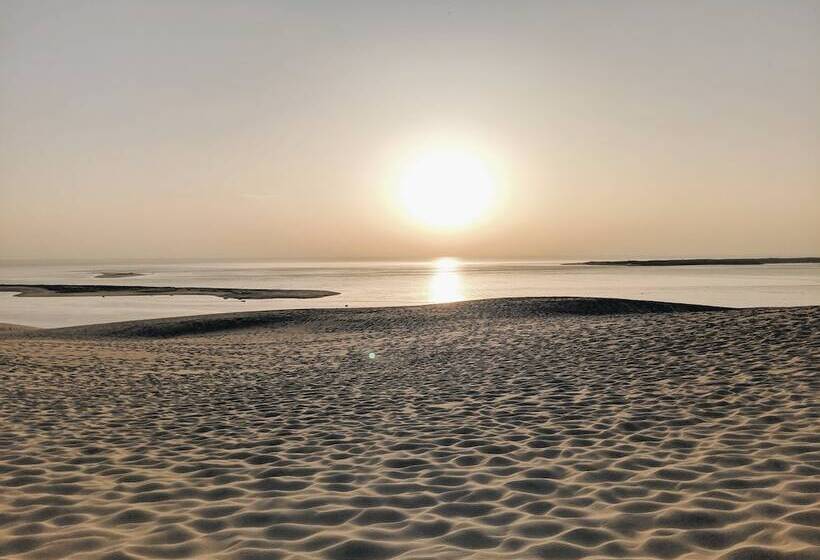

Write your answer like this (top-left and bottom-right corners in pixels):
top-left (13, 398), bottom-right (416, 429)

top-left (94, 272), bottom-right (146, 278)
top-left (0, 284), bottom-right (339, 300)
top-left (573, 257), bottom-right (820, 266)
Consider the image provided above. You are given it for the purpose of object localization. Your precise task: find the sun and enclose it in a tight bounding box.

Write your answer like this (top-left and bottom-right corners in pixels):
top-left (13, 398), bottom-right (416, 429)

top-left (397, 148), bottom-right (496, 229)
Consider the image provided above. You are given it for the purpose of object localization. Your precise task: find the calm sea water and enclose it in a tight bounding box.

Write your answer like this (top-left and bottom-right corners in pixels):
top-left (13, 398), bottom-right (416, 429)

top-left (1, 259), bottom-right (818, 327)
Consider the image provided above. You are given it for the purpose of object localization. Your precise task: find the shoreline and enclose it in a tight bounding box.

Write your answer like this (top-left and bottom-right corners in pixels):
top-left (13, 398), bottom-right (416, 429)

top-left (93, 272), bottom-right (147, 279)
top-left (0, 283), bottom-right (339, 301)
top-left (573, 257), bottom-right (820, 266)
top-left (2, 293), bottom-right (817, 331)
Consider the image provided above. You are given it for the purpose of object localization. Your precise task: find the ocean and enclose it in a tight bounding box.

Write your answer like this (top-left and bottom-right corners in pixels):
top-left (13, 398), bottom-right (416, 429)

top-left (1, 259), bottom-right (818, 327)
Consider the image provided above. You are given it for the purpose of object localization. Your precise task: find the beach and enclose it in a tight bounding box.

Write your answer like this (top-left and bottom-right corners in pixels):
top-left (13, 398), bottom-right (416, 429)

top-left (0, 284), bottom-right (338, 301)
top-left (0, 297), bottom-right (817, 560)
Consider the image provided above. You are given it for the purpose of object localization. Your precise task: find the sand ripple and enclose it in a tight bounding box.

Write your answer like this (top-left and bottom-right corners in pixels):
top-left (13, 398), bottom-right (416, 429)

top-left (0, 298), bottom-right (817, 559)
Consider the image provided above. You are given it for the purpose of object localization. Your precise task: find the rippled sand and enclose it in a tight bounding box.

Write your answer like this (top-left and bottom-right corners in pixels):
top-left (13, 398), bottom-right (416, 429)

top-left (0, 298), bottom-right (818, 560)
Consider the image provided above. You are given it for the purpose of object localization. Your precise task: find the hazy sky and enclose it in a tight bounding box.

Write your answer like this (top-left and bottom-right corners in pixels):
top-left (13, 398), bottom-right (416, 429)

top-left (2, 0), bottom-right (818, 260)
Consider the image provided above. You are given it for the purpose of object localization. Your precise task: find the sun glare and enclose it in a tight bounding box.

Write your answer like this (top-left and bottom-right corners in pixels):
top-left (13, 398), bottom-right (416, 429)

top-left (429, 257), bottom-right (464, 303)
top-left (398, 148), bottom-right (496, 230)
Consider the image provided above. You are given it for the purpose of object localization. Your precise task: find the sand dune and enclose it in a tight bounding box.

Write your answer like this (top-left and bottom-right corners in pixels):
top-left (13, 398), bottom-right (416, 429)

top-left (37, 297), bottom-right (723, 339)
top-left (0, 298), bottom-right (817, 560)
top-left (0, 322), bottom-right (36, 333)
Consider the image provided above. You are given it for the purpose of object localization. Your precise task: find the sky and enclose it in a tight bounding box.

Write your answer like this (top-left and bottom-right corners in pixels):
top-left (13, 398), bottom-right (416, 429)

top-left (1, 0), bottom-right (818, 261)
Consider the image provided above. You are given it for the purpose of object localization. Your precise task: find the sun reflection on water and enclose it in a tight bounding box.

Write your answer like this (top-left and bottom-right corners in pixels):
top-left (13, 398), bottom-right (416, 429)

top-left (428, 257), bottom-right (464, 303)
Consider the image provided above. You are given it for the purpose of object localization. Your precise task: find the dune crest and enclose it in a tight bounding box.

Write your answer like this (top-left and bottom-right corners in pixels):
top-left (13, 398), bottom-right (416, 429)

top-left (36, 297), bottom-right (723, 339)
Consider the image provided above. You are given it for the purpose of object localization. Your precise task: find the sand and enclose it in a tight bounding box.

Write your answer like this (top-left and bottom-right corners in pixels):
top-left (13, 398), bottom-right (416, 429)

top-left (0, 322), bottom-right (35, 333)
top-left (94, 273), bottom-right (147, 279)
top-left (0, 297), bottom-right (817, 560)
top-left (0, 284), bottom-right (339, 300)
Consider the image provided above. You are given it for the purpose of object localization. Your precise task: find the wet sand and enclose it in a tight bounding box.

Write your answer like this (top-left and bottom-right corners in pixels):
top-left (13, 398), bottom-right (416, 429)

top-left (0, 297), bottom-right (817, 560)
top-left (0, 284), bottom-right (339, 301)
top-left (94, 273), bottom-right (147, 279)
